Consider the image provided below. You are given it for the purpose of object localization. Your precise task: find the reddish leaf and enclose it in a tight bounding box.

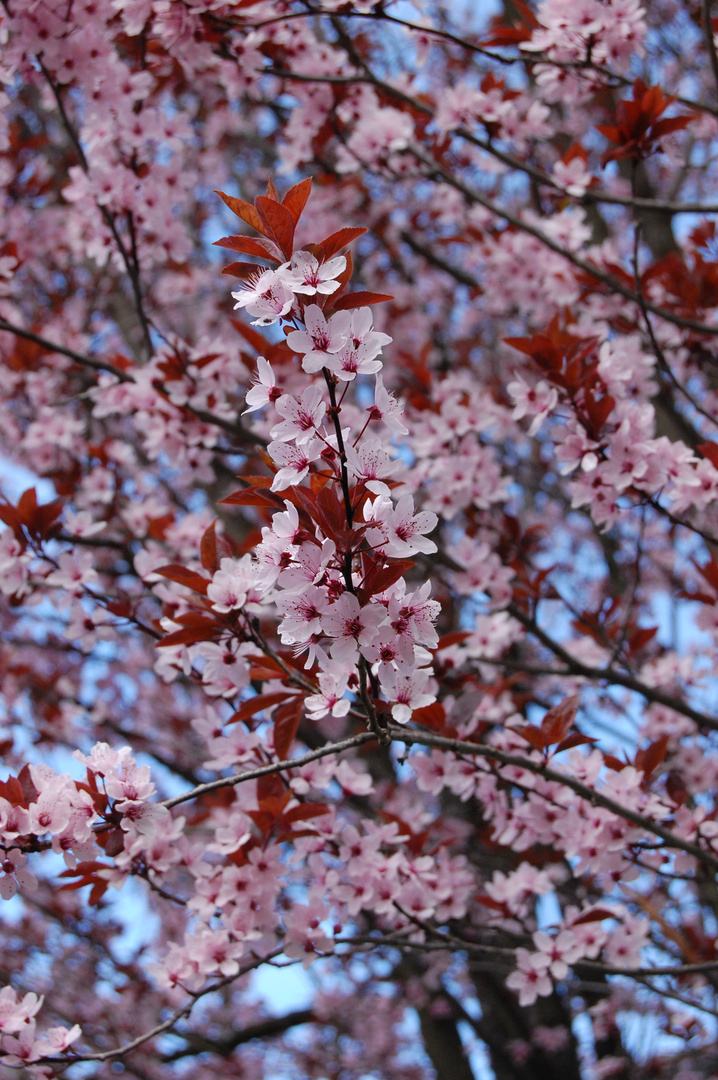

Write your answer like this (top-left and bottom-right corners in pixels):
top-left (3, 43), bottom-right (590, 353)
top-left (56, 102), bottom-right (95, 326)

top-left (99, 827), bottom-right (125, 857)
top-left (696, 555), bottom-right (718, 595)
top-left (410, 701), bottom-right (446, 730)
top-left (199, 521), bottom-right (230, 574)
top-left (255, 196), bottom-right (295, 259)
top-left (227, 692), bottom-right (296, 726)
top-left (627, 625), bottom-right (658, 655)
top-left (360, 558), bottom-right (416, 601)
top-left (666, 770), bottom-right (688, 806)
top-left (157, 617), bottom-right (221, 648)
top-left (282, 177), bottom-right (312, 224)
top-left (555, 733), bottom-right (597, 753)
top-left (437, 631), bottom-right (473, 649)
top-left (214, 234), bottom-right (280, 261)
top-left (319, 227), bottom-right (367, 259)
top-left (571, 908), bottom-right (615, 926)
top-left (541, 694), bottom-right (579, 745)
top-left (514, 725), bottom-right (548, 752)
top-left (155, 564), bottom-right (209, 595)
top-left (215, 189), bottom-right (265, 234)
top-left (603, 754), bottom-right (628, 771)
top-left (281, 802), bottom-right (330, 826)
top-left (635, 735), bottom-right (669, 784)
top-left (330, 291), bottom-right (394, 312)
top-left (220, 487), bottom-right (282, 508)
top-left (699, 442), bottom-right (718, 470)
top-left (220, 261), bottom-right (264, 279)
top-left (257, 772), bottom-right (286, 804)
top-left (274, 696), bottom-right (304, 760)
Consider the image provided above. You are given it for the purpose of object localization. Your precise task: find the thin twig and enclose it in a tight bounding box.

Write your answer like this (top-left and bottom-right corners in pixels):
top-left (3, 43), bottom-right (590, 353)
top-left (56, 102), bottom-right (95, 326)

top-left (161, 732), bottom-right (377, 810)
top-left (386, 723), bottom-right (718, 873)
top-left (0, 318), bottom-right (131, 382)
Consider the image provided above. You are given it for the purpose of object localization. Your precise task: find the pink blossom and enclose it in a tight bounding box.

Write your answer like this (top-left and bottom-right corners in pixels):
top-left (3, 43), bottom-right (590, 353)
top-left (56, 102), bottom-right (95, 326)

top-left (231, 269), bottom-right (294, 326)
top-left (378, 662), bottom-right (435, 724)
top-left (207, 555), bottom-right (255, 613)
top-left (322, 592), bottom-right (386, 662)
top-left (365, 493), bottom-right (438, 557)
top-left (270, 385), bottom-right (327, 444)
top-left (305, 662), bottom-right (352, 720)
top-left (243, 356), bottom-right (282, 414)
top-left (371, 374), bottom-right (408, 434)
top-left (195, 640), bottom-right (251, 698)
top-left (278, 251), bottom-right (346, 295)
top-left (286, 305), bottom-right (351, 373)
top-left (508, 375), bottom-right (559, 436)
top-left (0, 849), bottom-right (38, 900)
top-left (283, 900), bottom-right (334, 967)
top-left (268, 437), bottom-right (324, 491)
top-left (277, 584), bottom-right (331, 646)
top-left (325, 307), bottom-right (391, 382)
top-left (506, 948), bottom-right (553, 1006)
top-left (0, 987), bottom-right (43, 1034)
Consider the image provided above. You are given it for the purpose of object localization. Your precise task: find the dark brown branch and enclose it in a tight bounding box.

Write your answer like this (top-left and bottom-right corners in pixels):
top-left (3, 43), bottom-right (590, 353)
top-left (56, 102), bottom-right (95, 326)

top-left (505, 602), bottom-right (718, 735)
top-left (0, 318), bottom-right (131, 382)
top-left (161, 1008), bottom-right (315, 1062)
top-left (39, 62), bottom-right (154, 360)
top-left (386, 724), bottom-right (718, 873)
top-left (704, 0), bottom-right (718, 100)
top-left (161, 731), bottom-right (377, 810)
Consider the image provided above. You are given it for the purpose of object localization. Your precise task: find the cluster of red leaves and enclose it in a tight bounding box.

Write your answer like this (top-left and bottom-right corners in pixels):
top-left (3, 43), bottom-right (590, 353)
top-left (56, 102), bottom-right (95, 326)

top-left (506, 317), bottom-right (615, 440)
top-left (597, 80), bottom-right (693, 166)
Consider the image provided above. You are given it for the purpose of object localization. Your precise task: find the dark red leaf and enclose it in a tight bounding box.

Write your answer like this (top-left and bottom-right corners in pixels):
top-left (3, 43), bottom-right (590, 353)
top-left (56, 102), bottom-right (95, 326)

top-left (155, 564), bottom-right (209, 595)
top-left (255, 196), bottom-right (295, 259)
top-left (215, 190), bottom-right (265, 234)
top-left (214, 234), bottom-right (280, 261)
top-left (200, 521), bottom-right (230, 574)
top-left (541, 694), bottom-right (579, 745)
top-left (571, 908), bottom-right (615, 925)
top-left (282, 177), bottom-right (312, 224)
top-left (330, 291), bottom-right (394, 312)
top-left (220, 487), bottom-right (282, 508)
top-left (274, 697), bottom-right (304, 760)
top-left (227, 692), bottom-right (296, 726)
top-left (319, 227), bottom-right (367, 259)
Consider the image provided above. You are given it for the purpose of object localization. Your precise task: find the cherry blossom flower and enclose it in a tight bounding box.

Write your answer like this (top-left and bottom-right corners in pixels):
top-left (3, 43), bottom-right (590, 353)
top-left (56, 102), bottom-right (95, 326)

top-left (370, 374), bottom-right (408, 434)
top-left (378, 662), bottom-right (435, 724)
top-left (268, 437), bottom-right (324, 491)
top-left (277, 251), bottom-right (346, 295)
top-left (506, 948), bottom-right (553, 1006)
top-left (325, 308), bottom-right (392, 381)
top-left (322, 592), bottom-right (386, 662)
top-left (45, 550), bottom-right (99, 594)
top-left (532, 929), bottom-right (583, 979)
top-left (231, 269), bottom-right (294, 326)
top-left (278, 538), bottom-right (337, 592)
top-left (305, 662), bottom-right (352, 720)
top-left (345, 436), bottom-right (401, 491)
top-left (207, 555), bottom-right (255, 613)
top-left (270, 385), bottom-right (327, 444)
top-left (63, 603), bottom-right (116, 649)
top-left (365, 493), bottom-right (438, 557)
top-left (277, 584), bottom-right (331, 647)
top-left (0, 986), bottom-right (44, 1034)
top-left (286, 305), bottom-right (351, 372)
top-left (0, 849), bottom-right (38, 900)
top-left (243, 356), bottom-right (282, 414)
top-left (195, 640), bottom-right (252, 698)
top-left (508, 374), bottom-right (559, 436)
top-left (283, 899), bottom-right (334, 967)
